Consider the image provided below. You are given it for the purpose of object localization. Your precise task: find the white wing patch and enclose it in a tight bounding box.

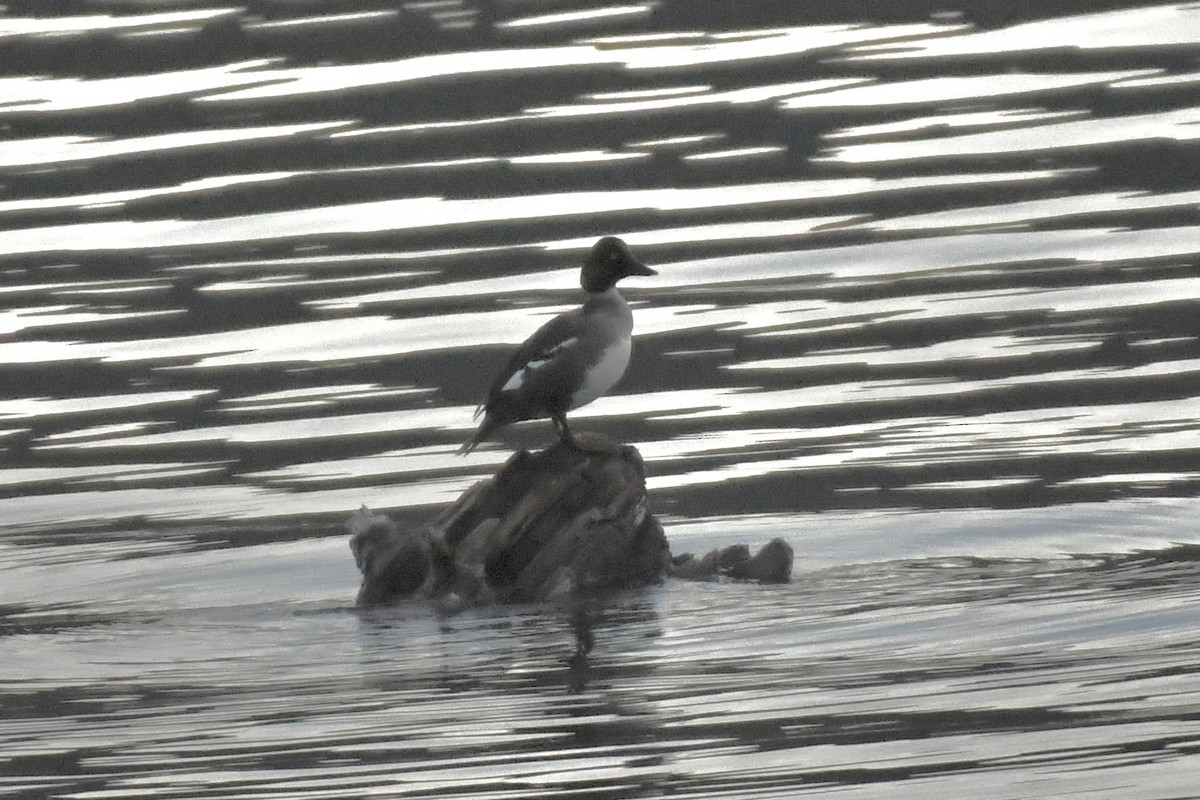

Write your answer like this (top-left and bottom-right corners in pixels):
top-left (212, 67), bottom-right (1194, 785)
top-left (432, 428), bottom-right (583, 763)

top-left (501, 336), bottom-right (579, 392)
top-left (570, 337), bottom-right (631, 409)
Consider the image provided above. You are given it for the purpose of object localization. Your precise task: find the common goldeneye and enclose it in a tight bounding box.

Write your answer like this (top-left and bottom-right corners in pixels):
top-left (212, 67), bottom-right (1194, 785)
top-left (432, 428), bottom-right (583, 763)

top-left (458, 237), bottom-right (656, 454)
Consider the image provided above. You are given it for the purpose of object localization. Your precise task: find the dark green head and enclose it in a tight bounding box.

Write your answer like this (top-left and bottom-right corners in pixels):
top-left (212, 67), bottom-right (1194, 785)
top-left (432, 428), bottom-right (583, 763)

top-left (580, 236), bottom-right (656, 293)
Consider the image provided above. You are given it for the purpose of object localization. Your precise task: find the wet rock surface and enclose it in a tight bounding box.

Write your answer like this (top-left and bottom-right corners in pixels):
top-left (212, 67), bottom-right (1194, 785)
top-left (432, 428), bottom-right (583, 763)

top-left (669, 539), bottom-right (794, 584)
top-left (350, 438), bottom-right (792, 608)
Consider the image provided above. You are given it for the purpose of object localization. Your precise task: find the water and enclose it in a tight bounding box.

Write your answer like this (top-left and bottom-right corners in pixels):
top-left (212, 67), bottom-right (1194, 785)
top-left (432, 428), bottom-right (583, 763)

top-left (3, 1), bottom-right (1200, 797)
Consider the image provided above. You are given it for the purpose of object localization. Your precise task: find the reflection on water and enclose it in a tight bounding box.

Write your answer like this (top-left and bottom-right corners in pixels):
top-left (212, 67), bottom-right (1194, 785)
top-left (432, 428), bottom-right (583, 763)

top-left (2, 1), bottom-right (1200, 797)
top-left (4, 547), bottom-right (1200, 799)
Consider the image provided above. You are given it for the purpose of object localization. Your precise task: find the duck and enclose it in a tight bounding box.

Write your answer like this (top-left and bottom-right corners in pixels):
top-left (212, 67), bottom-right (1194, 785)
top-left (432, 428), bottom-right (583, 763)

top-left (458, 237), bottom-right (656, 455)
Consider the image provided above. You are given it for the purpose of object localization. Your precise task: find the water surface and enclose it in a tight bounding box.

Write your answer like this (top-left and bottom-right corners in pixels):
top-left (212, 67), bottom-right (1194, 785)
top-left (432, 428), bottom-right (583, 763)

top-left (2, 2), bottom-right (1200, 797)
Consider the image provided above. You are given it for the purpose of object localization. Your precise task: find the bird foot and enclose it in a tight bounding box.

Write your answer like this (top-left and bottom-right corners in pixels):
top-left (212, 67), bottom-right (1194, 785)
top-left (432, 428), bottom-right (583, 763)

top-left (551, 414), bottom-right (625, 455)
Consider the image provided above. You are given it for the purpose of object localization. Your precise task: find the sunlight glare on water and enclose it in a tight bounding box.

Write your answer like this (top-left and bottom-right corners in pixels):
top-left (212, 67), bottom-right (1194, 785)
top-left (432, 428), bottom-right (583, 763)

top-left (2, 1), bottom-right (1200, 798)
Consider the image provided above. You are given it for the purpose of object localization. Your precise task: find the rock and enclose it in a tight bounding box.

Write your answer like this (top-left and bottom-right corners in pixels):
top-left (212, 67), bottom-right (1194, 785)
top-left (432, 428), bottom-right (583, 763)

top-left (668, 540), bottom-right (794, 584)
top-left (350, 437), bottom-right (670, 607)
top-left (348, 439), bottom-right (794, 608)
top-left (669, 549), bottom-right (721, 580)
top-left (348, 507), bottom-right (432, 606)
top-left (726, 538), bottom-right (794, 584)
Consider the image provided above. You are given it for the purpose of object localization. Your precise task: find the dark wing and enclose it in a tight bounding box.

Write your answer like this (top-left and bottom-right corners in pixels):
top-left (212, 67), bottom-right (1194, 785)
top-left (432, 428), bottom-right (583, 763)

top-left (481, 309), bottom-right (584, 410)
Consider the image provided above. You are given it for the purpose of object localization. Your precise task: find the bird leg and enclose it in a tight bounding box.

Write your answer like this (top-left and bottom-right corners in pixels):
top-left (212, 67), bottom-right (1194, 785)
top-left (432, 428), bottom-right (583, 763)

top-left (551, 411), bottom-right (624, 454)
top-left (551, 411), bottom-right (580, 448)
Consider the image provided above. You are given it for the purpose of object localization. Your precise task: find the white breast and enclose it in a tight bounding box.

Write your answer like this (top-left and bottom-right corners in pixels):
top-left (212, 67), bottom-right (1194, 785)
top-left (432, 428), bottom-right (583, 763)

top-left (570, 337), bottom-right (631, 410)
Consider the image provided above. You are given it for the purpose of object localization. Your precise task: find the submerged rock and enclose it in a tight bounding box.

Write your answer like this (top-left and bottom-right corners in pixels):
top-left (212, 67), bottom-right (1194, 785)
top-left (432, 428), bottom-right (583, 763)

top-left (348, 507), bottom-right (432, 606)
top-left (668, 539), bottom-right (793, 584)
top-left (349, 437), bottom-right (793, 608)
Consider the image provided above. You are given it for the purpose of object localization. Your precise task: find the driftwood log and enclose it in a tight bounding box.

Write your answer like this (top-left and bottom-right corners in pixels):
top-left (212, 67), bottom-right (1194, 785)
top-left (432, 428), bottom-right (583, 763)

top-left (350, 436), bottom-right (793, 608)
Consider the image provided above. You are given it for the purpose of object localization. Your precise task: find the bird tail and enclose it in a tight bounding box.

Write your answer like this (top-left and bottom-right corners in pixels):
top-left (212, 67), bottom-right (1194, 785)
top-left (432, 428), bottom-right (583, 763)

top-left (457, 415), bottom-right (497, 456)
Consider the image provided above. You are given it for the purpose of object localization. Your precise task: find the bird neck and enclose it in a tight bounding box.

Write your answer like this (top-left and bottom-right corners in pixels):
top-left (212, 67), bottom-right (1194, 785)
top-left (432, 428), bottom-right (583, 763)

top-left (581, 287), bottom-right (634, 333)
top-left (581, 273), bottom-right (613, 293)
top-left (582, 285), bottom-right (624, 309)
